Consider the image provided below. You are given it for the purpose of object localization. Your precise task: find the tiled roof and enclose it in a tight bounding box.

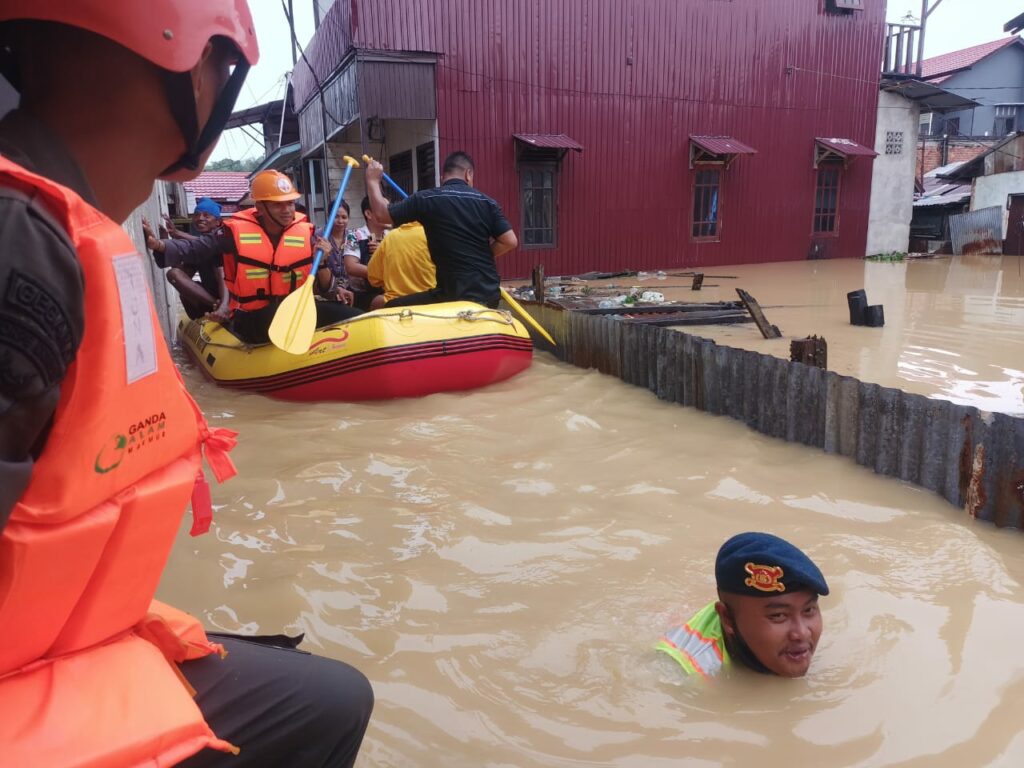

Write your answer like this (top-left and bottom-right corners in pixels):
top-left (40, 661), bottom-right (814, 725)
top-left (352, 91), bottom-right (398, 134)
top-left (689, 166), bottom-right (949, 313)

top-left (920, 37), bottom-right (1020, 82)
top-left (183, 171), bottom-right (251, 202)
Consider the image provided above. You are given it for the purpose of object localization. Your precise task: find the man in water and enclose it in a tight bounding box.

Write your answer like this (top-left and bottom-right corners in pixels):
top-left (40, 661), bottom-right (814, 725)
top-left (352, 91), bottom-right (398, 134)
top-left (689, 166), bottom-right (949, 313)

top-left (657, 532), bottom-right (827, 679)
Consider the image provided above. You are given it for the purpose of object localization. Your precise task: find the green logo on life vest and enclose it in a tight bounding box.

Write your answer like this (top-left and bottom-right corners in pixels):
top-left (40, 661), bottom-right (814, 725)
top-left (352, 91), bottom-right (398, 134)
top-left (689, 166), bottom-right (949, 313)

top-left (93, 412), bottom-right (168, 473)
top-left (94, 433), bottom-right (127, 474)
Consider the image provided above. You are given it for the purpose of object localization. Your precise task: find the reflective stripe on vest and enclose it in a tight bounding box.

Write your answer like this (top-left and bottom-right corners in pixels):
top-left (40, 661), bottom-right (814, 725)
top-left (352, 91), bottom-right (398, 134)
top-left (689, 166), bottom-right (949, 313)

top-left (223, 208), bottom-right (314, 312)
top-left (655, 602), bottom-right (728, 679)
top-left (0, 155), bottom-right (239, 766)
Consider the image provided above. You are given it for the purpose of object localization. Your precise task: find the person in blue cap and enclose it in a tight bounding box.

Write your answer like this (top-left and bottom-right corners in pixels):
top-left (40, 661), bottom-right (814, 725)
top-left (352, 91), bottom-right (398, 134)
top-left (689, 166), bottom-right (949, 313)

top-left (656, 532), bottom-right (828, 679)
top-left (143, 197), bottom-right (227, 319)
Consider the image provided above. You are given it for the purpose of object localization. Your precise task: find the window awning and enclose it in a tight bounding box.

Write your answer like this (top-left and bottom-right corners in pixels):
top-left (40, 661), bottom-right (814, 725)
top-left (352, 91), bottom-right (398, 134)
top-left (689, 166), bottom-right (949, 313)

top-left (689, 136), bottom-right (756, 168)
top-left (513, 133), bottom-right (584, 152)
top-left (814, 137), bottom-right (877, 167)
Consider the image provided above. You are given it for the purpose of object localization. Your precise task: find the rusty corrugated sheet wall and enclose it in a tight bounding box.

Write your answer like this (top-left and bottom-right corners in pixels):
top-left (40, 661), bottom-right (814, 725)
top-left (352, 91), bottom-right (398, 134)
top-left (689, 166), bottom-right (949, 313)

top-left (300, 0), bottom-right (885, 277)
top-left (949, 206), bottom-right (1004, 255)
top-left (519, 303), bottom-right (1024, 529)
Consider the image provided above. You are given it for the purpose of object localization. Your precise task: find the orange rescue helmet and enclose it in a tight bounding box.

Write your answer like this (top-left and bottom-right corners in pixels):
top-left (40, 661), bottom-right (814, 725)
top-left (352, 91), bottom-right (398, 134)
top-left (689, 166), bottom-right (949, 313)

top-left (250, 171), bottom-right (301, 203)
top-left (0, 0), bottom-right (259, 71)
top-left (0, 0), bottom-right (260, 177)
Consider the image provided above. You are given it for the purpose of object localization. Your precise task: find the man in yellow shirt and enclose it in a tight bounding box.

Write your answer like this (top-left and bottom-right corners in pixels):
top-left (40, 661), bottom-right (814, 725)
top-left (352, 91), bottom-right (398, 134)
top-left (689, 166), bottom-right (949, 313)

top-left (366, 221), bottom-right (437, 309)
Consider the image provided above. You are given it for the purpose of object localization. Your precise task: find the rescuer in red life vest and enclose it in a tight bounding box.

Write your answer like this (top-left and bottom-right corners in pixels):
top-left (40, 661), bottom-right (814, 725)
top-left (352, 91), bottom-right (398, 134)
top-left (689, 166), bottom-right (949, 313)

top-left (148, 169), bottom-right (363, 345)
top-left (0, 2), bottom-right (373, 766)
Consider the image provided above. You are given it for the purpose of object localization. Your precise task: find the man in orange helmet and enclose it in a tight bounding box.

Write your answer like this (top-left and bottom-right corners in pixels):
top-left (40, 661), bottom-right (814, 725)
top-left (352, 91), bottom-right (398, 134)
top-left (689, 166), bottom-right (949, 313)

top-left (0, 3), bottom-right (372, 766)
top-left (149, 169), bottom-right (362, 344)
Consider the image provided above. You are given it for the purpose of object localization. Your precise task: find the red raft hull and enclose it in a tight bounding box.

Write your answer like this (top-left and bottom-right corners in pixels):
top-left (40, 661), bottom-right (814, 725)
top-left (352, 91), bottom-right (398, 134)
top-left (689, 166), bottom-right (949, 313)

top-left (178, 302), bottom-right (534, 401)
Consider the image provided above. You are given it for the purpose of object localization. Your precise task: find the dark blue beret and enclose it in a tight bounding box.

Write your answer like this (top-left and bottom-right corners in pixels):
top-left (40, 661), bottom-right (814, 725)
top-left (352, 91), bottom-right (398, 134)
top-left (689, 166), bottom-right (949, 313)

top-left (715, 532), bottom-right (829, 597)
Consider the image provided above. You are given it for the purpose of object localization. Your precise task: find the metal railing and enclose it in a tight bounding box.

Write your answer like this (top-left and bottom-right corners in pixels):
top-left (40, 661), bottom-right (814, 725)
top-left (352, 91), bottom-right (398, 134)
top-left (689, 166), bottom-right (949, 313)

top-left (883, 23), bottom-right (922, 76)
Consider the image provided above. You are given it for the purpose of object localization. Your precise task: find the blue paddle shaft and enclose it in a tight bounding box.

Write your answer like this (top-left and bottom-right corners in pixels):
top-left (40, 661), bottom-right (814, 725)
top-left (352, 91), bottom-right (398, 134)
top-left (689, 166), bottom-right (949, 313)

top-left (380, 170), bottom-right (409, 200)
top-left (310, 163), bottom-right (355, 276)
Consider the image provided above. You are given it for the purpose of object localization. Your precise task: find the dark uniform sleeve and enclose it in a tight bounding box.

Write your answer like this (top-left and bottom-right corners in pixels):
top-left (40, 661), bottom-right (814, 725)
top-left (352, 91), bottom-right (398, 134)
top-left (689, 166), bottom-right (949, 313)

top-left (488, 199), bottom-right (513, 238)
top-left (161, 230), bottom-right (231, 270)
top-left (0, 189), bottom-right (84, 530)
top-left (388, 195), bottom-right (420, 227)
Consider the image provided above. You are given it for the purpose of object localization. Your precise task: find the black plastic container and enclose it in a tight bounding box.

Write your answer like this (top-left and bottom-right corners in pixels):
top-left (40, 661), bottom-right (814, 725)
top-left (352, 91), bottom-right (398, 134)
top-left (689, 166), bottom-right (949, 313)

top-left (847, 289), bottom-right (867, 326)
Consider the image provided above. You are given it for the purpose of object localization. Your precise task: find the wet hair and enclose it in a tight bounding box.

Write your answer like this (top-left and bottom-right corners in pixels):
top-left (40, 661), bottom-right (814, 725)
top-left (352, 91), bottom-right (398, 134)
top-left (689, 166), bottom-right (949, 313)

top-left (361, 195), bottom-right (372, 215)
top-left (442, 151), bottom-right (474, 175)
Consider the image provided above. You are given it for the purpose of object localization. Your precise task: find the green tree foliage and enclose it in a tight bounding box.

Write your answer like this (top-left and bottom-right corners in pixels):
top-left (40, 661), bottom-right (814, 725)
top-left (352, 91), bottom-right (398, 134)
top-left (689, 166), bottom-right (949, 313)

top-left (205, 157), bottom-right (260, 172)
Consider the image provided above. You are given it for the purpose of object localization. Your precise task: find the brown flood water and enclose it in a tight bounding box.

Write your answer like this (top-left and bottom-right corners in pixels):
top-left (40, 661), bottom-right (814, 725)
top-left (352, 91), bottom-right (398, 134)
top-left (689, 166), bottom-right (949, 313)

top-left (596, 256), bottom-right (1024, 415)
top-left (160, 352), bottom-right (1024, 767)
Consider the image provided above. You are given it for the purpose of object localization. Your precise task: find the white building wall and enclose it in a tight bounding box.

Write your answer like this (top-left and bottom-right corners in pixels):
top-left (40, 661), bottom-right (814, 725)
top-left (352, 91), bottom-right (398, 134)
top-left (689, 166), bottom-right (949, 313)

top-left (866, 91), bottom-right (920, 255)
top-left (320, 119), bottom-right (437, 231)
top-left (972, 170), bottom-right (1024, 238)
top-left (123, 181), bottom-right (184, 343)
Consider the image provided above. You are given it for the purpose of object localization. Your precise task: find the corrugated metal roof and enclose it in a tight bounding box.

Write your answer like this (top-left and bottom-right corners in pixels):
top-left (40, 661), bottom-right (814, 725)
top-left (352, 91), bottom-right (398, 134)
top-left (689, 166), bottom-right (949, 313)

top-left (815, 137), bottom-right (878, 158)
top-left (913, 185), bottom-right (970, 207)
top-left (880, 78), bottom-right (978, 111)
top-left (690, 136), bottom-right (756, 155)
top-left (513, 133), bottom-right (584, 151)
top-left (924, 161), bottom-right (965, 179)
top-left (252, 143), bottom-right (301, 174)
top-left (919, 37), bottom-right (1021, 82)
top-left (937, 131), bottom-right (1024, 180)
top-left (183, 171), bottom-right (251, 202)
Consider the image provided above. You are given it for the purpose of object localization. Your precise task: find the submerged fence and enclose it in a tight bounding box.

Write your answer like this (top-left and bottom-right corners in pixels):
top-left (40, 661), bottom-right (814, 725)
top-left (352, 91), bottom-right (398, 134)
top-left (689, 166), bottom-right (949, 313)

top-left (523, 303), bottom-right (1024, 529)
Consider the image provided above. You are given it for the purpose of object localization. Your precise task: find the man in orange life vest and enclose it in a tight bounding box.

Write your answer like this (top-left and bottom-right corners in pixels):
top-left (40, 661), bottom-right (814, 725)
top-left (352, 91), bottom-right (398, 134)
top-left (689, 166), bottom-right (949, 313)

top-left (148, 169), bottom-right (363, 345)
top-left (0, 2), bottom-right (372, 766)
top-left (656, 532), bottom-right (828, 679)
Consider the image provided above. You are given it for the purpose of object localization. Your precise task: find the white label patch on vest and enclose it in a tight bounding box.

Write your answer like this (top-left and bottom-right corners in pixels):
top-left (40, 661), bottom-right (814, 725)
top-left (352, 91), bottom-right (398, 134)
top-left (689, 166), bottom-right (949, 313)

top-left (112, 253), bottom-right (158, 383)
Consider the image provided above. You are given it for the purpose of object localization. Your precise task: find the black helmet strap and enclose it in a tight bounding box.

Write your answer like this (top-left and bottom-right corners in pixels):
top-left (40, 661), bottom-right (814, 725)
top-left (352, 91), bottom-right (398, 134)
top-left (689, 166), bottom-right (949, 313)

top-left (159, 59), bottom-right (250, 177)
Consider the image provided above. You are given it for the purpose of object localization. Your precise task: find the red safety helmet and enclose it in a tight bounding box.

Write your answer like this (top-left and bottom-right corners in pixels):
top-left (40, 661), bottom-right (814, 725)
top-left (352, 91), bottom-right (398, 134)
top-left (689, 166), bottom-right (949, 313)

top-left (0, 0), bottom-right (260, 177)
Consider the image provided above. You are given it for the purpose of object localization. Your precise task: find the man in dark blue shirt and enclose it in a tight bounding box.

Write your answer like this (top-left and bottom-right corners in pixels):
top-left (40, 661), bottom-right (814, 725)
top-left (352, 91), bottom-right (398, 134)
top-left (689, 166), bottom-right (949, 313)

top-left (365, 151), bottom-right (518, 308)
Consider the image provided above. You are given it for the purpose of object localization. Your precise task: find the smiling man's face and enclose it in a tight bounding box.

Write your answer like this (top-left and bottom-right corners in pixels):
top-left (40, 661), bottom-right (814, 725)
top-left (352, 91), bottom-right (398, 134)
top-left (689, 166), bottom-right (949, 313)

top-left (716, 590), bottom-right (822, 677)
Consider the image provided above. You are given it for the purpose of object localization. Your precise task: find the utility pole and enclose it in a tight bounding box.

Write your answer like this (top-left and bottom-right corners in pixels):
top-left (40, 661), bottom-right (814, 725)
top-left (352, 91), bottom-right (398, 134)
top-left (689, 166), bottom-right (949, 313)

top-left (917, 0), bottom-right (945, 75)
top-left (288, 0), bottom-right (297, 66)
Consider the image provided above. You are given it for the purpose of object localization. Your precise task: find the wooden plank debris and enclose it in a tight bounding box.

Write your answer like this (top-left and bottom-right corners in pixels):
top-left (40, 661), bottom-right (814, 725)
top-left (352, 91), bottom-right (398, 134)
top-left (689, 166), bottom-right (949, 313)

top-left (736, 288), bottom-right (782, 338)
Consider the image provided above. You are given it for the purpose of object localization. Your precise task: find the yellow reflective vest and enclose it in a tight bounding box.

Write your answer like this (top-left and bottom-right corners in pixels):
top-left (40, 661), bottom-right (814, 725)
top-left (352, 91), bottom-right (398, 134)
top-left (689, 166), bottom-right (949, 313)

top-left (655, 602), bottom-right (730, 679)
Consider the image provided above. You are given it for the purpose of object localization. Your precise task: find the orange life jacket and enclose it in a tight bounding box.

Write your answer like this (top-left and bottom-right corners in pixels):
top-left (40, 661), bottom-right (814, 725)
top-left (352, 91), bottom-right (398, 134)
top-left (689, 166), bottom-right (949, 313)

top-left (0, 155), bottom-right (240, 767)
top-left (223, 208), bottom-right (314, 311)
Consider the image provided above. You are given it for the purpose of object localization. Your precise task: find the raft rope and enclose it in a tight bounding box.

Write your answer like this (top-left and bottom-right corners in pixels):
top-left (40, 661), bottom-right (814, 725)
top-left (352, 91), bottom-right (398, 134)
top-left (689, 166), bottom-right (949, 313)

top-left (193, 307), bottom-right (519, 351)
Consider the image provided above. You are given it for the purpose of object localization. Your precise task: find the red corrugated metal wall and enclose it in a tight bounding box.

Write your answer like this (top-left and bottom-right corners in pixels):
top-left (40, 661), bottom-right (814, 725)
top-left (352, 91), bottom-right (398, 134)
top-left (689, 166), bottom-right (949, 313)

top-left (341, 0), bottom-right (885, 277)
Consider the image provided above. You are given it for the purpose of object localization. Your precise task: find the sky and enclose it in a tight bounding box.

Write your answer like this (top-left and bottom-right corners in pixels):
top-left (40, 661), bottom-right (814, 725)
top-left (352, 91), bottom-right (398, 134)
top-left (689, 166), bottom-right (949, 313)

top-left (210, 2), bottom-right (316, 162)
top-left (210, 0), bottom-right (1021, 162)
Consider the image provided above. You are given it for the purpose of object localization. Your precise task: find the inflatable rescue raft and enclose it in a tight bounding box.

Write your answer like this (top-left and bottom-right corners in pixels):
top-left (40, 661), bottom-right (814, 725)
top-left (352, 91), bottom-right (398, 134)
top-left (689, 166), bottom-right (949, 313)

top-left (178, 301), bottom-right (533, 401)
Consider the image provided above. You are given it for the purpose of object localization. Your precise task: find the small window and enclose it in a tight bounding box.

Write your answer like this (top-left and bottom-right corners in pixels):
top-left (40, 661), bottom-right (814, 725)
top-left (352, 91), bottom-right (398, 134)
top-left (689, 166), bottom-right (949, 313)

top-left (520, 162), bottom-right (557, 248)
top-left (919, 113), bottom-right (933, 136)
top-left (995, 106), bottom-right (1018, 136)
top-left (825, 0), bottom-right (863, 13)
top-left (814, 165), bottom-right (842, 234)
top-left (691, 168), bottom-right (721, 240)
top-left (416, 141), bottom-right (436, 191)
top-left (387, 150), bottom-right (413, 202)
top-left (885, 130), bottom-right (903, 155)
